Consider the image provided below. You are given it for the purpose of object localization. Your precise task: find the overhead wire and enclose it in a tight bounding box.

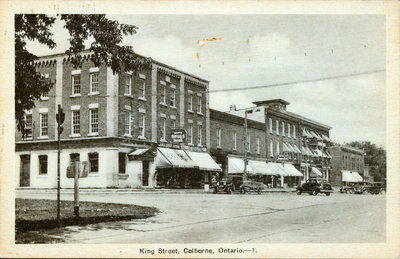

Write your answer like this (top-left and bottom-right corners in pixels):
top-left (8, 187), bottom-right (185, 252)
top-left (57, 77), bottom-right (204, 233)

top-left (44, 68), bottom-right (385, 99)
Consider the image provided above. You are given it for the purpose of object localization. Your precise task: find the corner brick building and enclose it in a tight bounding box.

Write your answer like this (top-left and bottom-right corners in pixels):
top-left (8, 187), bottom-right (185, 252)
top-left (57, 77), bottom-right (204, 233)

top-left (16, 51), bottom-right (214, 189)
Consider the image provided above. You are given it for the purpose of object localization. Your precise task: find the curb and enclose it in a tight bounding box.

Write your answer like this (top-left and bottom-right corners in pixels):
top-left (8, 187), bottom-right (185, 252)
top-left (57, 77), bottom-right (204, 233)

top-left (16, 188), bottom-right (296, 194)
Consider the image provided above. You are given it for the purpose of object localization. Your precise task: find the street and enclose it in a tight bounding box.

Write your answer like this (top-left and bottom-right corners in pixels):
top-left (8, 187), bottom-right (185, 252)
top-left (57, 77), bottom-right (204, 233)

top-left (16, 190), bottom-right (386, 243)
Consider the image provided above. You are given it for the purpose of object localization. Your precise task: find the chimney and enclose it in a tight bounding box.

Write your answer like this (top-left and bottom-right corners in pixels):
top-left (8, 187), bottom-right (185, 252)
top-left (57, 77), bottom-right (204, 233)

top-left (229, 104), bottom-right (237, 111)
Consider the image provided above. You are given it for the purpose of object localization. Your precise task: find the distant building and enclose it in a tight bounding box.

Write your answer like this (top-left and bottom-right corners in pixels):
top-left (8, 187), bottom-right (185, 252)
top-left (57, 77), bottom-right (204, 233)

top-left (329, 145), bottom-right (365, 187)
top-left (15, 51), bottom-right (216, 189)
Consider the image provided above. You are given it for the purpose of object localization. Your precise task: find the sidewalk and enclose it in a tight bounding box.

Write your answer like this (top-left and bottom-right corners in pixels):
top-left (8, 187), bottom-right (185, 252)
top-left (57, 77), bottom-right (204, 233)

top-left (16, 187), bottom-right (296, 194)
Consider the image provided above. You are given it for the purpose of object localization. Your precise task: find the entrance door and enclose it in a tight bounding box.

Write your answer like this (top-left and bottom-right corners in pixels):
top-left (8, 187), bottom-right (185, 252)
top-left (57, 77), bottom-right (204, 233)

top-left (20, 155), bottom-right (31, 187)
top-left (142, 160), bottom-right (149, 186)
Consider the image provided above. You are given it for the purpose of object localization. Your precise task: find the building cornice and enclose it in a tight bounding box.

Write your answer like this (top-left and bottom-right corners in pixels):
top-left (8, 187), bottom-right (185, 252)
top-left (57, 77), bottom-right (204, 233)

top-left (266, 108), bottom-right (332, 130)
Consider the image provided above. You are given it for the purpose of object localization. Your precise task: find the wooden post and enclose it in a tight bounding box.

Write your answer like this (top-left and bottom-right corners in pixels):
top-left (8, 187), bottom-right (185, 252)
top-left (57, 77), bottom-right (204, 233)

top-left (74, 161), bottom-right (79, 217)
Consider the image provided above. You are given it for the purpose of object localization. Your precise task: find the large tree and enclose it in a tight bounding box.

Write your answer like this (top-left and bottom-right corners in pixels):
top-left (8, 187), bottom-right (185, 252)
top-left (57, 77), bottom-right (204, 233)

top-left (346, 141), bottom-right (386, 181)
top-left (15, 14), bottom-right (151, 135)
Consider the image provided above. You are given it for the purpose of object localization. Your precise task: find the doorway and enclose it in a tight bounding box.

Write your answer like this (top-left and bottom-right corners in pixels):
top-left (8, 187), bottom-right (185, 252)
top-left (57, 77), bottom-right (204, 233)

top-left (142, 160), bottom-right (149, 186)
top-left (20, 155), bottom-right (31, 187)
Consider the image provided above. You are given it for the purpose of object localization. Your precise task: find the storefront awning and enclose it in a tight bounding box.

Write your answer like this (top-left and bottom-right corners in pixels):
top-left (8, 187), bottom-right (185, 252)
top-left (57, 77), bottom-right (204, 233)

top-left (322, 135), bottom-right (331, 142)
top-left (306, 147), bottom-right (317, 157)
top-left (324, 151), bottom-right (332, 159)
top-left (185, 151), bottom-right (222, 172)
top-left (313, 149), bottom-right (324, 157)
top-left (342, 170), bottom-right (357, 182)
top-left (269, 162), bottom-right (289, 176)
top-left (311, 167), bottom-right (323, 176)
top-left (282, 143), bottom-right (292, 153)
top-left (227, 157), bottom-right (255, 175)
top-left (155, 148), bottom-right (197, 169)
top-left (310, 131), bottom-right (323, 141)
top-left (352, 172), bottom-right (363, 182)
top-left (248, 160), bottom-right (275, 175)
top-left (286, 143), bottom-right (299, 154)
top-left (292, 144), bottom-right (302, 154)
top-left (283, 164), bottom-right (303, 176)
top-left (129, 148), bottom-right (149, 156)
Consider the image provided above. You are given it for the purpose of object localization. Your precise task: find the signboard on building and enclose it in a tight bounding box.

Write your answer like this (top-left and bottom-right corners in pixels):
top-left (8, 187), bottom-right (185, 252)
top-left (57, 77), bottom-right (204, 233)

top-left (171, 129), bottom-right (187, 144)
top-left (67, 161), bottom-right (90, 178)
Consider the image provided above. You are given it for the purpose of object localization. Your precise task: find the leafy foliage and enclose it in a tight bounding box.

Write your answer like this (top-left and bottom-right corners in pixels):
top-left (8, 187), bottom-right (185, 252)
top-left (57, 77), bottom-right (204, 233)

top-left (15, 14), bottom-right (151, 134)
top-left (346, 141), bottom-right (386, 181)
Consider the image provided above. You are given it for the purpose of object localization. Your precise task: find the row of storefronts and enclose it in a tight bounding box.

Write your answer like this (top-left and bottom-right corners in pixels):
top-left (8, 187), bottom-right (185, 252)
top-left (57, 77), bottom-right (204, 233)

top-left (15, 52), bottom-right (365, 189)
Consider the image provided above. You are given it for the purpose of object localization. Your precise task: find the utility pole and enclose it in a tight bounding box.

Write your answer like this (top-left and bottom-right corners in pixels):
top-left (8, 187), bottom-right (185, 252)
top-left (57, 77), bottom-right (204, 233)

top-left (56, 105), bottom-right (65, 223)
top-left (243, 110), bottom-right (249, 181)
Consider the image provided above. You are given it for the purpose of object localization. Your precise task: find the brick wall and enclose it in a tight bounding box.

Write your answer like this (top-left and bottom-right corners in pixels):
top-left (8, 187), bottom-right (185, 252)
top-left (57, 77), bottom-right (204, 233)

top-left (210, 110), bottom-right (266, 158)
top-left (183, 80), bottom-right (207, 147)
top-left (329, 145), bottom-right (365, 187)
top-left (117, 68), bottom-right (152, 140)
top-left (156, 71), bottom-right (181, 143)
top-left (62, 61), bottom-right (108, 139)
top-left (16, 62), bottom-right (58, 142)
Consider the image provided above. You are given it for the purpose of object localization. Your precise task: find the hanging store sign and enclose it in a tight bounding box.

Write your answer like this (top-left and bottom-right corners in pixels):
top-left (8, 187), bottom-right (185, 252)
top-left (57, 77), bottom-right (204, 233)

top-left (171, 129), bottom-right (187, 144)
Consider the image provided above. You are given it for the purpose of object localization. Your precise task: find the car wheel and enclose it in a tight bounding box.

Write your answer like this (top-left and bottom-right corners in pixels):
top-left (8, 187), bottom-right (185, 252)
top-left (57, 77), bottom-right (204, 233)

top-left (325, 192), bottom-right (330, 196)
top-left (308, 192), bottom-right (313, 195)
top-left (227, 188), bottom-right (232, 194)
top-left (240, 187), bottom-right (246, 194)
top-left (296, 189), bottom-right (302, 195)
top-left (213, 187), bottom-right (218, 194)
top-left (257, 188), bottom-right (262, 195)
top-left (312, 190), bottom-right (318, 196)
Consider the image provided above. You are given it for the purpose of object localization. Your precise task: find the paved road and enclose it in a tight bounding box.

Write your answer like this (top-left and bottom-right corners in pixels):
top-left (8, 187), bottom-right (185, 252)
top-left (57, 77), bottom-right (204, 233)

top-left (16, 190), bottom-right (386, 243)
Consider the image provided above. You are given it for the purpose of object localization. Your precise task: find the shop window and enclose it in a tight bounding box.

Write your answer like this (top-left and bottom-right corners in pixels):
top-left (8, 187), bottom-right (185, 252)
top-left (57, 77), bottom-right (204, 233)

top-left (38, 155), bottom-right (48, 175)
top-left (119, 152), bottom-right (126, 174)
top-left (88, 152), bottom-right (99, 173)
top-left (70, 153), bottom-right (80, 164)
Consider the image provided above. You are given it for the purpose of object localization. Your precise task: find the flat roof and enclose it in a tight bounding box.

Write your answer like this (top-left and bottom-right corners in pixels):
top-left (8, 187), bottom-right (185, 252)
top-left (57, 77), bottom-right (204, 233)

top-left (253, 99), bottom-right (290, 106)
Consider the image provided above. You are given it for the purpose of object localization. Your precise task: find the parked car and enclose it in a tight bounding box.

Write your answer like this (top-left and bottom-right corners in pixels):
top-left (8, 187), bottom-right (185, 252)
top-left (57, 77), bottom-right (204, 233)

top-left (340, 186), bottom-right (355, 194)
top-left (239, 180), bottom-right (266, 194)
top-left (212, 177), bottom-right (235, 194)
top-left (296, 178), bottom-right (333, 196)
top-left (369, 182), bottom-right (384, 194)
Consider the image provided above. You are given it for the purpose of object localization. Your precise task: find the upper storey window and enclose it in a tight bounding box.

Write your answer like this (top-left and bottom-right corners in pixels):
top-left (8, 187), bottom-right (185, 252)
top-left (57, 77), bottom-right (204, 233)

top-left (72, 75), bottom-right (81, 95)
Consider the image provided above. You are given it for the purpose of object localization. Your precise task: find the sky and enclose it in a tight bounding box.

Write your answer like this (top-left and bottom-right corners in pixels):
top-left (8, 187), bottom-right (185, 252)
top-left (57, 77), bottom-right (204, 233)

top-left (26, 15), bottom-right (386, 148)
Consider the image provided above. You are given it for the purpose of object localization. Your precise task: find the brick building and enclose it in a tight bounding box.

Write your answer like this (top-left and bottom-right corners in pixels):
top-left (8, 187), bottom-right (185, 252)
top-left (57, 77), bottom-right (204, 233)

top-left (15, 51), bottom-right (220, 189)
top-left (226, 99), bottom-right (333, 187)
top-left (328, 145), bottom-right (365, 187)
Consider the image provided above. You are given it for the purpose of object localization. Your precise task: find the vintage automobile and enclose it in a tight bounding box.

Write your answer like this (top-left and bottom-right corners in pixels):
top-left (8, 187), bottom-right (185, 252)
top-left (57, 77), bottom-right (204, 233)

top-left (212, 177), bottom-right (235, 194)
top-left (369, 182), bottom-right (384, 194)
top-left (239, 179), bottom-right (266, 194)
top-left (296, 178), bottom-right (333, 196)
